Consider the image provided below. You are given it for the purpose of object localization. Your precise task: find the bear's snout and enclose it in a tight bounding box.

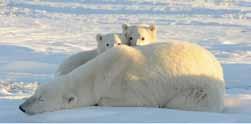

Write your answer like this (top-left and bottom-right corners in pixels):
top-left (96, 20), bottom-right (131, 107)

top-left (128, 41), bottom-right (132, 46)
top-left (19, 104), bottom-right (35, 115)
top-left (19, 105), bottom-right (26, 113)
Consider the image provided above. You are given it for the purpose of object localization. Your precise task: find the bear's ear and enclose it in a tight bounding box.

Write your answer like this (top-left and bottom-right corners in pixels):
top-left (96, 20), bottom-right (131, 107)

top-left (122, 23), bottom-right (129, 31)
top-left (149, 24), bottom-right (156, 32)
top-left (63, 94), bottom-right (77, 104)
top-left (96, 34), bottom-right (102, 42)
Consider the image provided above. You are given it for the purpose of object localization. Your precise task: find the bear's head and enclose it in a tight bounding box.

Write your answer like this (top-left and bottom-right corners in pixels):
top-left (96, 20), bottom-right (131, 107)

top-left (122, 23), bottom-right (157, 46)
top-left (96, 33), bottom-right (123, 54)
top-left (19, 80), bottom-right (80, 115)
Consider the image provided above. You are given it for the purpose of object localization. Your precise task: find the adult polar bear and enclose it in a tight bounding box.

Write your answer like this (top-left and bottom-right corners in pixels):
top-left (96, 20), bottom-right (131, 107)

top-left (19, 42), bottom-right (225, 115)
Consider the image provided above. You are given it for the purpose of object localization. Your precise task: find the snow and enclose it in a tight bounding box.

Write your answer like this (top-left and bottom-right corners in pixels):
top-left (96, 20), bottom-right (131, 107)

top-left (0, 81), bottom-right (38, 99)
top-left (0, 0), bottom-right (251, 122)
top-left (1, 98), bottom-right (251, 123)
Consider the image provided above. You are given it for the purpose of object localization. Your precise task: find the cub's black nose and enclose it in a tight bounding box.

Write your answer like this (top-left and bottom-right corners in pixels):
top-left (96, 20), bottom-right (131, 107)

top-left (19, 106), bottom-right (26, 113)
top-left (128, 41), bottom-right (132, 46)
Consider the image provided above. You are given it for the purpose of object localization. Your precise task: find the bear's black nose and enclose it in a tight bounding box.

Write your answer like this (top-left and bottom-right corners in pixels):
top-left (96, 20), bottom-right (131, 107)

top-left (19, 106), bottom-right (26, 113)
top-left (128, 41), bottom-right (132, 46)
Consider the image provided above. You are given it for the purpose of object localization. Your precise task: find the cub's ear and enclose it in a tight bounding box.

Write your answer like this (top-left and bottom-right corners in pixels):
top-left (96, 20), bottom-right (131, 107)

top-left (122, 23), bottom-right (129, 31)
top-left (63, 94), bottom-right (77, 104)
top-left (149, 24), bottom-right (156, 32)
top-left (96, 34), bottom-right (102, 42)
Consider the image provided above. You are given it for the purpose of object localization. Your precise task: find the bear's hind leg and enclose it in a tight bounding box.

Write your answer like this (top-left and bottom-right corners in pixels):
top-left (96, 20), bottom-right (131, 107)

top-left (165, 87), bottom-right (211, 112)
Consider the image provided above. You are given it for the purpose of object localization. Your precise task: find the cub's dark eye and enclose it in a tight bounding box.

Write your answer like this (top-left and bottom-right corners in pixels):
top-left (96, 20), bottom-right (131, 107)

top-left (141, 37), bottom-right (145, 41)
top-left (106, 43), bottom-right (110, 47)
top-left (129, 37), bottom-right (133, 41)
top-left (118, 43), bottom-right (121, 45)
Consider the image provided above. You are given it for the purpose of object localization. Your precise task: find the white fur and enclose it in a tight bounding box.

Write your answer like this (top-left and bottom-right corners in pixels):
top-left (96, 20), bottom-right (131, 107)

top-left (55, 50), bottom-right (98, 76)
top-left (55, 33), bottom-right (124, 76)
top-left (56, 24), bottom-right (153, 76)
top-left (122, 23), bottom-right (157, 46)
top-left (20, 42), bottom-right (225, 114)
top-left (96, 33), bottom-right (124, 54)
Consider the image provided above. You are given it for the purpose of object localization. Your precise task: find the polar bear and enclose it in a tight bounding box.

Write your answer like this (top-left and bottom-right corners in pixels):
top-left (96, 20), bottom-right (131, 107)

top-left (122, 24), bottom-right (157, 46)
top-left (20, 42), bottom-right (225, 115)
top-left (96, 33), bottom-right (123, 53)
top-left (55, 33), bottom-right (124, 76)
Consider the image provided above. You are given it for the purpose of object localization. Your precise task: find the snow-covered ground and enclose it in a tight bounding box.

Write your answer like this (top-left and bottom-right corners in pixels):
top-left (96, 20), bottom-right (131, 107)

top-left (0, 0), bottom-right (251, 122)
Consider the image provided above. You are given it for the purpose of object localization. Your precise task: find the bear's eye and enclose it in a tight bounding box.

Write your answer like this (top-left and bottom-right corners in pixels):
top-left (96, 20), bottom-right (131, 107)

top-left (129, 37), bottom-right (133, 41)
top-left (106, 43), bottom-right (110, 47)
top-left (68, 97), bottom-right (75, 103)
top-left (118, 43), bottom-right (121, 45)
top-left (38, 96), bottom-right (45, 102)
top-left (141, 37), bottom-right (145, 41)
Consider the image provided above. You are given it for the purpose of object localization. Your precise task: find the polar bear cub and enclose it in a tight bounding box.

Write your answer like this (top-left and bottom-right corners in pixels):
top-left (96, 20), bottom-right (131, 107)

top-left (96, 33), bottom-right (124, 54)
top-left (55, 33), bottom-right (124, 76)
top-left (122, 23), bottom-right (157, 46)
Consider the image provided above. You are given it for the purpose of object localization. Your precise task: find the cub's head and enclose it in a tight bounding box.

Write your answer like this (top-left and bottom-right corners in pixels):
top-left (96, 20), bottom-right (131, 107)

top-left (96, 33), bottom-right (123, 54)
top-left (122, 24), bottom-right (157, 46)
top-left (19, 81), bottom-right (79, 115)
